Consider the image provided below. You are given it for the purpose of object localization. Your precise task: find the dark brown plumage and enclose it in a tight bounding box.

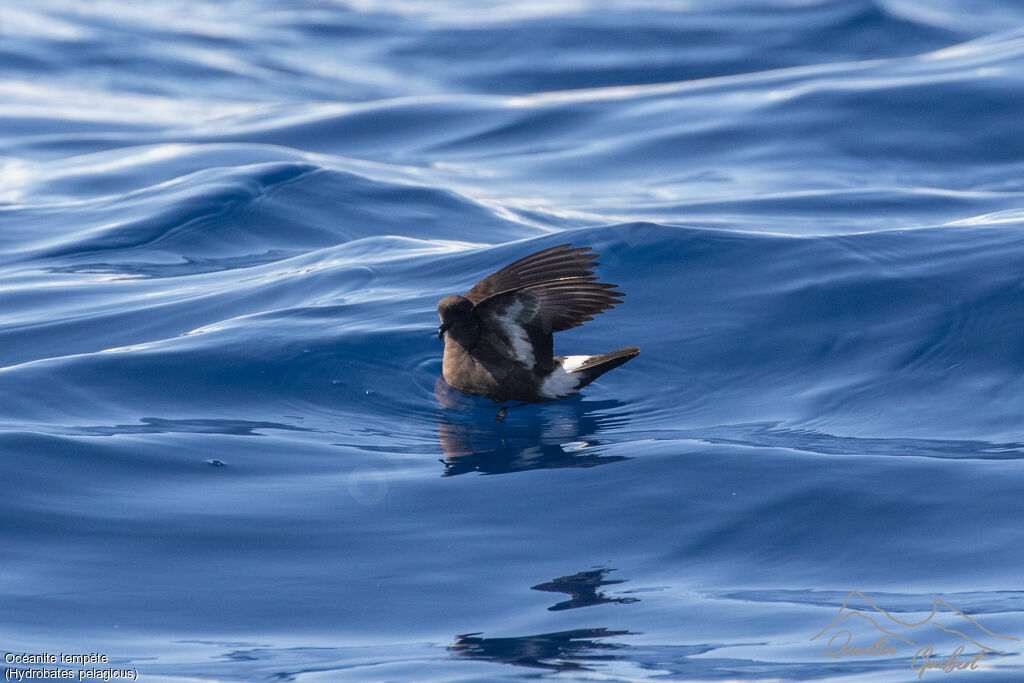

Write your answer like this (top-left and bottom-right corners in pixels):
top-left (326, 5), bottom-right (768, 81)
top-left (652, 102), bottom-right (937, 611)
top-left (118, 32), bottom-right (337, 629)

top-left (437, 244), bottom-right (639, 403)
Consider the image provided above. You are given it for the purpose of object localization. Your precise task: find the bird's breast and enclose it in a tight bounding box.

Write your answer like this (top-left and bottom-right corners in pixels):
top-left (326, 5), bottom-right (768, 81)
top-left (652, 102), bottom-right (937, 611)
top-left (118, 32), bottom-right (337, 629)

top-left (442, 341), bottom-right (500, 397)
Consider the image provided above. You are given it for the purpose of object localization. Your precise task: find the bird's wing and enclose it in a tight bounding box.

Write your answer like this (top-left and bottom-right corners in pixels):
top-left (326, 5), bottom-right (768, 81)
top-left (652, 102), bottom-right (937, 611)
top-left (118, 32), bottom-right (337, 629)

top-left (467, 244), bottom-right (625, 333)
top-left (465, 244), bottom-right (600, 305)
top-left (473, 291), bottom-right (553, 372)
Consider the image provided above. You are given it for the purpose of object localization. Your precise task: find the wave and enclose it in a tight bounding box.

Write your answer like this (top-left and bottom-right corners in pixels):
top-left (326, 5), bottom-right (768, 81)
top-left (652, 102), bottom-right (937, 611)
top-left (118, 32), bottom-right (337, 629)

top-left (2, 220), bottom-right (1023, 444)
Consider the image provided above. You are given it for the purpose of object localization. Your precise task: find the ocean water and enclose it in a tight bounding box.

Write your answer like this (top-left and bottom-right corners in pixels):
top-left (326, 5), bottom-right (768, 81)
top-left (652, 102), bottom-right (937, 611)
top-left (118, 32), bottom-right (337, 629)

top-left (2, 1), bottom-right (1024, 680)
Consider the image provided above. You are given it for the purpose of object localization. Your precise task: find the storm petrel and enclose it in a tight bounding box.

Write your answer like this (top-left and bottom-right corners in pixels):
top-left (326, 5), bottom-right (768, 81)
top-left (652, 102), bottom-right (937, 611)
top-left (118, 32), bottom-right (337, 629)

top-left (437, 244), bottom-right (639, 403)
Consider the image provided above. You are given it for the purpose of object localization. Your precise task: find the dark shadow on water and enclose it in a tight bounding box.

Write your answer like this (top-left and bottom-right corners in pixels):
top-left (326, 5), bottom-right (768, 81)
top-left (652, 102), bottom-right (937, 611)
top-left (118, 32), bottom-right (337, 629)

top-left (665, 422), bottom-right (1024, 460)
top-left (449, 568), bottom-right (638, 671)
top-left (707, 588), bottom-right (1024, 615)
top-left (448, 628), bottom-right (631, 672)
top-left (434, 378), bottom-right (631, 476)
top-left (531, 568), bottom-right (641, 611)
top-left (47, 250), bottom-right (299, 278)
top-left (60, 417), bottom-right (313, 437)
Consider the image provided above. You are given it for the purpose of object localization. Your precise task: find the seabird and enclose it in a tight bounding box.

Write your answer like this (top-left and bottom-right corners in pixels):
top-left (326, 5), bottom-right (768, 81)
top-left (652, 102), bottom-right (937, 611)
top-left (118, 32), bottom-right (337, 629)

top-left (437, 244), bottom-right (639, 403)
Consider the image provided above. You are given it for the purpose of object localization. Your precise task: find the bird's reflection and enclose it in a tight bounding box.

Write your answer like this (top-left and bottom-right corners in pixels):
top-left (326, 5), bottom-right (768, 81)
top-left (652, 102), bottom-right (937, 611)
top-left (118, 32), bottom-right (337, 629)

top-left (435, 378), bottom-right (630, 476)
top-left (531, 568), bottom-right (641, 611)
top-left (448, 628), bottom-right (630, 672)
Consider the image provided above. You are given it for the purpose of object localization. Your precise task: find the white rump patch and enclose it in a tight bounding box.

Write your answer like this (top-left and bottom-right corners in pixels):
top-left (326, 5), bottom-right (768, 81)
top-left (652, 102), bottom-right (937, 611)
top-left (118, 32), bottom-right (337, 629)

top-left (498, 299), bottom-right (535, 368)
top-left (561, 355), bottom-right (591, 372)
top-left (540, 355), bottom-right (592, 399)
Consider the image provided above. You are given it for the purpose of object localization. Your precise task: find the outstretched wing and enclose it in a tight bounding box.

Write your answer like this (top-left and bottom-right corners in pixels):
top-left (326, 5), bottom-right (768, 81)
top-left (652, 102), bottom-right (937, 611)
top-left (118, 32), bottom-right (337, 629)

top-left (465, 244), bottom-right (599, 304)
top-left (466, 244), bottom-right (625, 333)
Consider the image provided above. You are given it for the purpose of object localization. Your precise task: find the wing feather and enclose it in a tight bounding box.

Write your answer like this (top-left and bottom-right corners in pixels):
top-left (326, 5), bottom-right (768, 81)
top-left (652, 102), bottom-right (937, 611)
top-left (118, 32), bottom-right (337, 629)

top-left (464, 244), bottom-right (600, 304)
top-left (467, 244), bottom-right (624, 333)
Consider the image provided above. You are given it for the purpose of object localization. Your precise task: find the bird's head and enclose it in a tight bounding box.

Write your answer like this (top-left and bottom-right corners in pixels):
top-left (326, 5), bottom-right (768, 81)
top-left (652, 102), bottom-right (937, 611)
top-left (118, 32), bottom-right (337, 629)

top-left (437, 295), bottom-right (477, 345)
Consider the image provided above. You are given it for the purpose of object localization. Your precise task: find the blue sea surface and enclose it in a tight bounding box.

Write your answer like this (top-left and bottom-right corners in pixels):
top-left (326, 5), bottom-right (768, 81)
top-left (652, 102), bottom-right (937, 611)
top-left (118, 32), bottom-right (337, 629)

top-left (2, 1), bottom-right (1024, 680)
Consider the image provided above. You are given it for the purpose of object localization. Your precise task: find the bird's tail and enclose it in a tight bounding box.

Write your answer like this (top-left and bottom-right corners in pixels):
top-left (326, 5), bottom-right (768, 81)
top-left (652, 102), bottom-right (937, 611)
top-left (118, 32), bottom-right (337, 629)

top-left (568, 346), bottom-right (640, 389)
